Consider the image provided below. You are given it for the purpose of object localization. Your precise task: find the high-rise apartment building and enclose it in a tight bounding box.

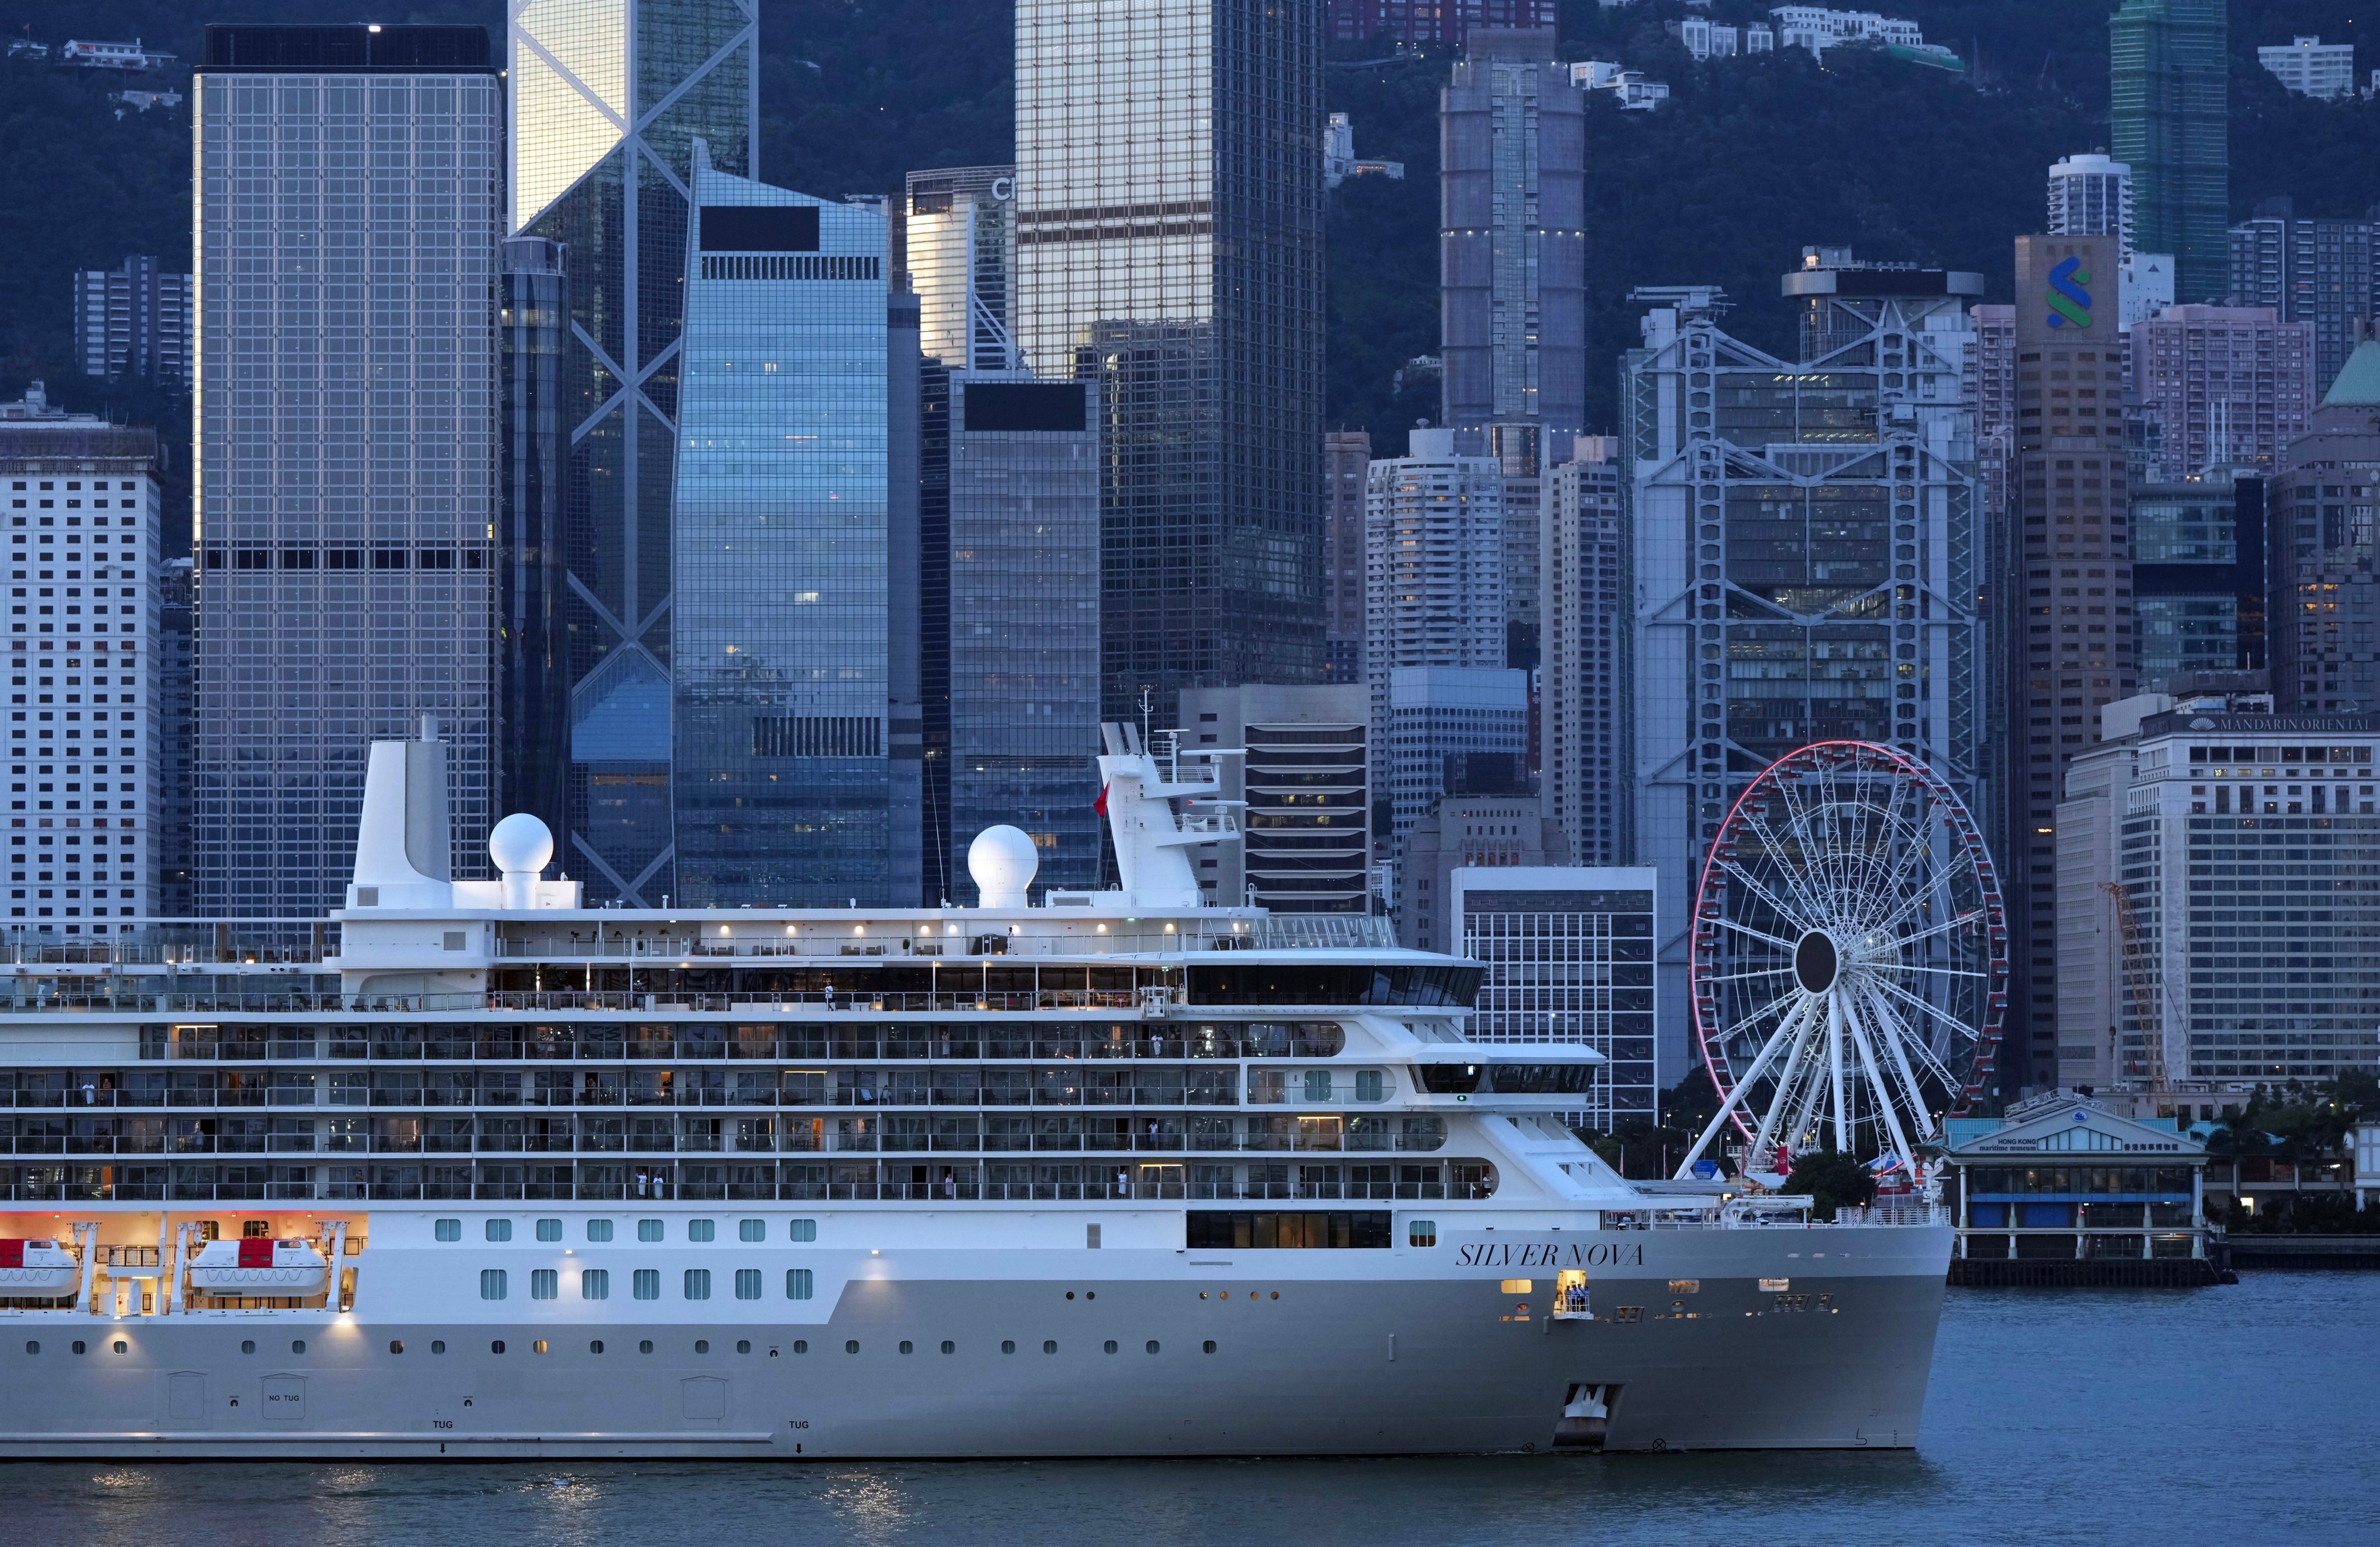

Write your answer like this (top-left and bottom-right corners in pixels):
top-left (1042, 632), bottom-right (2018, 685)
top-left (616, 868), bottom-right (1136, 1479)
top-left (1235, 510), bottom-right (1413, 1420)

top-left (920, 372), bottom-right (1103, 904)
top-left (1365, 427), bottom-right (1505, 819)
top-left (509, 0), bottom-right (758, 905)
top-left (2258, 35), bottom-right (2357, 99)
top-left (2002, 233), bottom-right (2139, 1090)
top-left (1969, 302), bottom-right (2018, 535)
top-left (906, 165), bottom-right (1016, 373)
top-left (2227, 200), bottom-right (2377, 397)
top-left (1015, 0), bottom-right (1326, 723)
top-left (0, 386), bottom-right (163, 933)
top-left (1323, 430), bottom-right (1370, 682)
top-left (1626, 257), bottom-right (1986, 1081)
top-left (1539, 437), bottom-right (1626, 865)
top-left (1330, 0), bottom-right (1556, 48)
top-left (2047, 153), bottom-right (2134, 252)
top-left (1441, 26), bottom-right (1584, 663)
top-left (669, 155), bottom-right (903, 906)
top-left (2110, 0), bottom-right (2228, 304)
top-left (71, 256), bottom-right (191, 386)
top-left (193, 24), bottom-right (500, 918)
top-left (2060, 702), bottom-right (2380, 1091)
top-left (2130, 305), bottom-right (2315, 481)
top-left (2131, 463), bottom-right (2264, 691)
top-left (2271, 336), bottom-right (2380, 714)
top-left (1180, 683), bottom-right (1370, 914)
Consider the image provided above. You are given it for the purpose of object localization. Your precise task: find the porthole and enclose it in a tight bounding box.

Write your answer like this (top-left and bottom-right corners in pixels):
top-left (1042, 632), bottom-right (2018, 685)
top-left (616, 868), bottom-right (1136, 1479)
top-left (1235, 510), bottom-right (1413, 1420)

top-left (590, 1340), bottom-right (604, 1354)
top-left (695, 1340), bottom-right (710, 1354)
top-left (1146, 1341), bottom-right (1159, 1355)
top-left (71, 1341), bottom-right (85, 1356)
top-left (899, 1340), bottom-right (914, 1355)
top-left (1085, 1291), bottom-right (1094, 1300)
top-left (389, 1341), bottom-right (405, 1355)
top-left (1042, 1340), bottom-right (1057, 1355)
top-left (431, 1341), bottom-right (446, 1355)
top-left (639, 1340), bottom-right (654, 1354)
top-left (1202, 1341), bottom-right (1216, 1354)
top-left (22, 1342), bottom-right (35, 1354)
top-left (793, 1340), bottom-right (808, 1354)
top-left (941, 1341), bottom-right (955, 1355)
top-left (1065, 1291), bottom-right (1073, 1300)
top-left (845, 1340), bottom-right (860, 1354)
top-left (1001, 1340), bottom-right (1016, 1355)
top-left (1103, 1340), bottom-right (1118, 1355)
top-left (736, 1340), bottom-right (751, 1355)
top-left (532, 1340), bottom-right (549, 1355)
top-left (112, 1341), bottom-right (127, 1355)
top-left (240, 1340), bottom-right (255, 1355)
top-left (291, 1340), bottom-right (306, 1354)
top-left (491, 1340), bottom-right (506, 1355)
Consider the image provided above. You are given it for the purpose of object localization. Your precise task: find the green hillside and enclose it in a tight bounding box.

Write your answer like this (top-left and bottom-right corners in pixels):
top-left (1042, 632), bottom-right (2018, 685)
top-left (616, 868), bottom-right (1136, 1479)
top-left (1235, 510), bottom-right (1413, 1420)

top-left (2, 0), bottom-right (2377, 464)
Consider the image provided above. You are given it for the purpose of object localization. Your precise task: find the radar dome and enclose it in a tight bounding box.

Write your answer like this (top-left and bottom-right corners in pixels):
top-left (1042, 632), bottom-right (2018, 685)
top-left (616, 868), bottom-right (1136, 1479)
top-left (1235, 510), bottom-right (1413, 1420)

top-left (488, 812), bottom-right (556, 877)
top-left (968, 825), bottom-right (1040, 908)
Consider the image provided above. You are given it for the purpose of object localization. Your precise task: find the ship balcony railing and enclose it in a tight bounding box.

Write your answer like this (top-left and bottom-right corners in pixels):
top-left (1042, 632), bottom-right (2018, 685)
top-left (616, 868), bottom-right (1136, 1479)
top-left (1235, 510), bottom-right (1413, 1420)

top-left (140, 1033), bottom-right (1347, 1063)
top-left (0, 1178), bottom-right (1478, 1204)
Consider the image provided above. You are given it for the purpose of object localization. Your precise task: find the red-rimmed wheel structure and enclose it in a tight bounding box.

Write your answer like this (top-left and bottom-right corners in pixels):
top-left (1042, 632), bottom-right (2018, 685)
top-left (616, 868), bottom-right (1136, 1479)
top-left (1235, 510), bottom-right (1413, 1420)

top-left (1677, 742), bottom-right (2006, 1180)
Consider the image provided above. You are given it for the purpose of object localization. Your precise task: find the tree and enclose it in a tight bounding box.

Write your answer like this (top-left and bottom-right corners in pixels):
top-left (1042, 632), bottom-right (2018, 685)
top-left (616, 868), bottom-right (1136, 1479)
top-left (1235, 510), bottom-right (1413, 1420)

top-left (1783, 1149), bottom-right (1876, 1220)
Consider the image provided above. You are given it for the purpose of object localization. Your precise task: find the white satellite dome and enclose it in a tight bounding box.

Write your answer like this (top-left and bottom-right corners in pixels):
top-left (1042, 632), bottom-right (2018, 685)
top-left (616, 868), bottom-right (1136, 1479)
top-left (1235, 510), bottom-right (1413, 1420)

top-left (488, 812), bottom-right (556, 877)
top-left (968, 825), bottom-right (1040, 908)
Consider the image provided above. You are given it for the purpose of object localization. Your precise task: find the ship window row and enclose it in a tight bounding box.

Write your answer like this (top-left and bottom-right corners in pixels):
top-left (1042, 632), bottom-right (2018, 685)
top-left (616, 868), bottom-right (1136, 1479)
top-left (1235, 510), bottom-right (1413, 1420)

top-left (0, 1157), bottom-right (1497, 1203)
top-left (134, 1022), bottom-right (1355, 1062)
top-left (477, 1266), bottom-right (814, 1302)
top-left (27, 1331), bottom-right (1231, 1360)
top-left (440, 1216), bottom-right (819, 1244)
top-left (0, 1112), bottom-right (1455, 1156)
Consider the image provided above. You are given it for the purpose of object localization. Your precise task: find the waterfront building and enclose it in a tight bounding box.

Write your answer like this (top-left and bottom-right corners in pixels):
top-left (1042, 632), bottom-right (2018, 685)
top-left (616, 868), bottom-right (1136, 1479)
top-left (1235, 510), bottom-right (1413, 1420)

top-left (923, 372), bottom-right (1103, 905)
top-left (1942, 1093), bottom-right (2211, 1283)
top-left (1323, 431), bottom-right (1370, 683)
top-left (2047, 154), bottom-right (2133, 253)
top-left (1329, 0), bottom-right (1555, 48)
top-left (1538, 437), bottom-right (1625, 865)
top-left (2059, 700), bottom-right (2380, 1091)
top-left (192, 23), bottom-right (500, 919)
top-left (1626, 253), bottom-right (1985, 1082)
top-left (1180, 683), bottom-right (1370, 914)
top-left (671, 153), bottom-right (904, 907)
top-left (2131, 463), bottom-right (2265, 690)
top-left (906, 165), bottom-right (1016, 373)
top-left (2271, 337), bottom-right (2380, 714)
top-left (0, 385), bottom-right (163, 932)
top-left (2258, 35), bottom-right (2356, 100)
top-left (1999, 234), bottom-right (2138, 1091)
top-left (1456, 866), bottom-right (1658, 1132)
top-left (2226, 199), bottom-right (2376, 397)
top-left (2130, 306), bottom-right (2314, 482)
top-left (70, 256), bottom-right (190, 387)
top-left (1015, 0), bottom-right (1326, 721)
top-left (1440, 26), bottom-right (1584, 660)
top-left (509, 0), bottom-right (758, 905)
top-left (2110, 0), bottom-right (2228, 304)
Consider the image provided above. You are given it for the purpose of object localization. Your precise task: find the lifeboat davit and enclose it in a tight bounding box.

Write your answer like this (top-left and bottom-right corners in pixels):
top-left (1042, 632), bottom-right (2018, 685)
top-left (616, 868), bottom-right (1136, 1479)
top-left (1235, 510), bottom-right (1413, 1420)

top-left (0, 1238), bottom-right (81, 1295)
top-left (187, 1238), bottom-right (328, 1293)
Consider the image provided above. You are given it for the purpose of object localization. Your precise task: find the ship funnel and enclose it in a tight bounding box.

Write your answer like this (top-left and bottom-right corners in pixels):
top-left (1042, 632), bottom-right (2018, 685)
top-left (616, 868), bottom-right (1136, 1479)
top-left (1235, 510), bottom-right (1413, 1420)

top-left (348, 727), bottom-right (454, 909)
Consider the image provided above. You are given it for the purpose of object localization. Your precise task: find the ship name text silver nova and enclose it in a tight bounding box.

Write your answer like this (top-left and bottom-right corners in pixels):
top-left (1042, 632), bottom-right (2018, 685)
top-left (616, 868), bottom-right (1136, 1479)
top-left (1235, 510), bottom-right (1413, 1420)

top-left (0, 725), bottom-right (1950, 1457)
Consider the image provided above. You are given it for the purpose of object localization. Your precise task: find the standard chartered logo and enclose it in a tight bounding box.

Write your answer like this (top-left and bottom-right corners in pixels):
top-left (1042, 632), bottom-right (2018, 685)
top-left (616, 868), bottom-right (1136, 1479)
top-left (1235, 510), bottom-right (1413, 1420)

top-left (2046, 256), bottom-right (2093, 329)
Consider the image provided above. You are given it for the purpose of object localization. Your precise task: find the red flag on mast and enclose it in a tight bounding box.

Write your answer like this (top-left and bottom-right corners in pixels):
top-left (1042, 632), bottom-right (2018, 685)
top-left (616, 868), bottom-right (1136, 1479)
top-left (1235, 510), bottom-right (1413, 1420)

top-left (1094, 784), bottom-right (1110, 815)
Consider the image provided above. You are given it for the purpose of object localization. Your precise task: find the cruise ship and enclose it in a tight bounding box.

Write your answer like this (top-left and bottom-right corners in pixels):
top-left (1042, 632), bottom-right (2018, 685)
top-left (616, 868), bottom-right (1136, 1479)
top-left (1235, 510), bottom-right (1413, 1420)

top-left (0, 726), bottom-right (1950, 1458)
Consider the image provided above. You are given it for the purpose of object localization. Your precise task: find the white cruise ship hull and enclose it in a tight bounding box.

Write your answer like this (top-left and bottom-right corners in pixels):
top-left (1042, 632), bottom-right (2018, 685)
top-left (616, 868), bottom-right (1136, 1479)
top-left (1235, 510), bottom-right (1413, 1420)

top-left (0, 1222), bottom-right (1947, 1458)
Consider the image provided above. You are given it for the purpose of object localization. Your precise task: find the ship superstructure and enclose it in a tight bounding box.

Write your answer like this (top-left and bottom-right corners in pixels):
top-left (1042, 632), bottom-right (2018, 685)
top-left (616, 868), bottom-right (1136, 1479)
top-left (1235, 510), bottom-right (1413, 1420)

top-left (0, 726), bottom-right (1952, 1457)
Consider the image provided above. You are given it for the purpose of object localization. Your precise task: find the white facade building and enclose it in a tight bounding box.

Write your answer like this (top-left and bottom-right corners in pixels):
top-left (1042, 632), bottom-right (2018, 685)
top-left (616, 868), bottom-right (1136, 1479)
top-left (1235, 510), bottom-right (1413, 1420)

top-left (2259, 35), bottom-right (2356, 100)
top-left (0, 384), bottom-right (163, 933)
top-left (2048, 153), bottom-right (2134, 255)
top-left (1768, 6), bottom-right (1923, 59)
top-left (2059, 701), bottom-right (2380, 1092)
top-left (1569, 61), bottom-right (1669, 109)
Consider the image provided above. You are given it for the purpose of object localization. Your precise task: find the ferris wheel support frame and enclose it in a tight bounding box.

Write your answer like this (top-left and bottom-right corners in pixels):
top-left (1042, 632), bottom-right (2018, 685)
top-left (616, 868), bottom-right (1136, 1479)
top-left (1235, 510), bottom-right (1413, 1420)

top-left (1673, 740), bottom-right (2007, 1182)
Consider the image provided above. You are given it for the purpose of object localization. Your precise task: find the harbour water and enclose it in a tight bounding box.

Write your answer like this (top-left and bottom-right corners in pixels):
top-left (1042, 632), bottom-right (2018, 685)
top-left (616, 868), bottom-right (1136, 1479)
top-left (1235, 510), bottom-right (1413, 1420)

top-left (2, 1272), bottom-right (2370, 1545)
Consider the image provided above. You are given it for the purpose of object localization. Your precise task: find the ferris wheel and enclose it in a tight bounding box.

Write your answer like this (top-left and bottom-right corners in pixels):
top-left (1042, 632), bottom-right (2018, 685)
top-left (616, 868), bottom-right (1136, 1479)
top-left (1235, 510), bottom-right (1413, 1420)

top-left (1677, 741), bottom-right (2007, 1183)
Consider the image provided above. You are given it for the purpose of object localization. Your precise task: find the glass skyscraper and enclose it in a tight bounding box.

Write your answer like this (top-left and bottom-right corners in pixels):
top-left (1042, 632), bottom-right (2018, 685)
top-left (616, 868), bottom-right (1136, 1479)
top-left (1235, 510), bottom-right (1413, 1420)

top-left (509, 0), bottom-right (757, 905)
top-left (672, 150), bottom-right (893, 904)
top-left (1015, 0), bottom-right (1327, 722)
top-left (906, 166), bottom-right (1017, 373)
top-left (192, 24), bottom-right (502, 918)
top-left (2110, 0), bottom-right (2228, 304)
